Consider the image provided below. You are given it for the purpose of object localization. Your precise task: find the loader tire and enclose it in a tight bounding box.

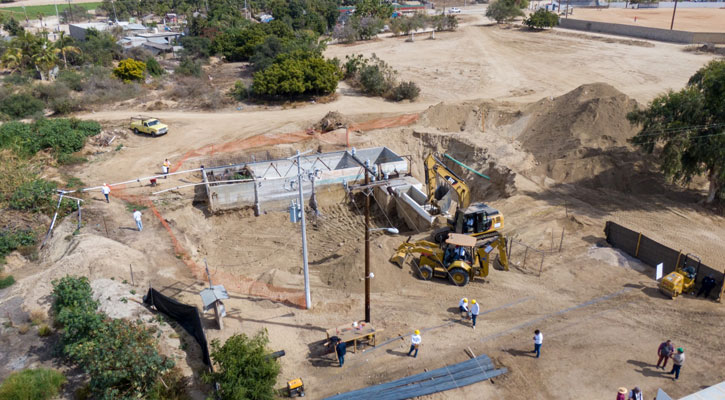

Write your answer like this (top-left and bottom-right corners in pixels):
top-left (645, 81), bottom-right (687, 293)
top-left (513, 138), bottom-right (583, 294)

top-left (419, 265), bottom-right (433, 281)
top-left (449, 267), bottom-right (469, 287)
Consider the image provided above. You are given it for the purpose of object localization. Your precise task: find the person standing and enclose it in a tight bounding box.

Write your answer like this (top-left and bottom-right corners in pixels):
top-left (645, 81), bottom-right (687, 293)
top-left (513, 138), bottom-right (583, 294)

top-left (656, 339), bottom-right (674, 369)
top-left (617, 387), bottom-right (628, 400)
top-left (532, 329), bottom-right (543, 358)
top-left (458, 298), bottom-right (469, 319)
top-left (102, 183), bottom-right (111, 203)
top-left (162, 158), bottom-right (171, 178)
top-left (470, 299), bottom-right (480, 329)
top-left (407, 330), bottom-right (421, 358)
top-left (697, 275), bottom-right (717, 299)
top-left (667, 348), bottom-right (685, 380)
top-left (133, 209), bottom-right (143, 232)
top-left (629, 386), bottom-right (643, 400)
top-left (335, 340), bottom-right (347, 367)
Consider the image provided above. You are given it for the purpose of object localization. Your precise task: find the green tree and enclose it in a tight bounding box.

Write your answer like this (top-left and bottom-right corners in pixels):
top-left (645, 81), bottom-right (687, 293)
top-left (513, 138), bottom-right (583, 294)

top-left (145, 57), bottom-right (164, 77)
top-left (54, 31), bottom-right (81, 68)
top-left (32, 37), bottom-right (60, 81)
top-left (113, 58), bottom-right (146, 82)
top-left (203, 331), bottom-right (281, 400)
top-left (3, 17), bottom-right (24, 36)
top-left (486, 0), bottom-right (529, 23)
top-left (627, 60), bottom-right (725, 204)
top-left (180, 36), bottom-right (212, 60)
top-left (524, 8), bottom-right (559, 29)
top-left (252, 51), bottom-right (339, 97)
top-left (79, 29), bottom-right (122, 66)
top-left (354, 0), bottom-right (393, 19)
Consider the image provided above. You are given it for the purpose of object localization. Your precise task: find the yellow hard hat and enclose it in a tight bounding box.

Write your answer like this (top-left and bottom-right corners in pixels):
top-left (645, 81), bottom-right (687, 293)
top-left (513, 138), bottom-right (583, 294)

top-left (463, 298), bottom-right (468, 303)
top-left (414, 330), bottom-right (420, 335)
top-left (471, 299), bottom-right (477, 304)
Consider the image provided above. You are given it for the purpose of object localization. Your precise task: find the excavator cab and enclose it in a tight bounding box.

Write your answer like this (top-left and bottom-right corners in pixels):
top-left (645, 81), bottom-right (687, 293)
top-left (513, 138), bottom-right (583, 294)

top-left (435, 203), bottom-right (504, 243)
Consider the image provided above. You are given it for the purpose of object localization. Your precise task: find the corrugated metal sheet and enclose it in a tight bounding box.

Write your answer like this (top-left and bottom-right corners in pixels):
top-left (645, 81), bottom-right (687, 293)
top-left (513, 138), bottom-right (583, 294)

top-left (680, 381), bottom-right (725, 400)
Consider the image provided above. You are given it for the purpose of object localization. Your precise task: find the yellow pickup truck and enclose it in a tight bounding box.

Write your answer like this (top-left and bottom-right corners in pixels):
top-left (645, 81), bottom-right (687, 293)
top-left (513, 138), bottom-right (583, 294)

top-left (130, 116), bottom-right (168, 137)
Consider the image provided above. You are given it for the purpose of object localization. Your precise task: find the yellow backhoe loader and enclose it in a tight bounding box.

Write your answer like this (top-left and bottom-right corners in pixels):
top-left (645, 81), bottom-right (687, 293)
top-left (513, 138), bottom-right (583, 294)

top-left (659, 253), bottom-right (701, 299)
top-left (424, 154), bottom-right (504, 243)
top-left (390, 233), bottom-right (508, 287)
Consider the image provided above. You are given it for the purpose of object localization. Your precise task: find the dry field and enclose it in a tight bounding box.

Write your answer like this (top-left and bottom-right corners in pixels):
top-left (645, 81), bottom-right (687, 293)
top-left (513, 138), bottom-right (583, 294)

top-left (1, 12), bottom-right (724, 400)
top-left (571, 7), bottom-right (725, 33)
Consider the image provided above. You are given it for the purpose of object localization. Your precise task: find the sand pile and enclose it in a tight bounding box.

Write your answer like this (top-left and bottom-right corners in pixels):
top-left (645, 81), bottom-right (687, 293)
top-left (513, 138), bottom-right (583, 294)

top-left (314, 111), bottom-right (351, 133)
top-left (418, 102), bottom-right (482, 133)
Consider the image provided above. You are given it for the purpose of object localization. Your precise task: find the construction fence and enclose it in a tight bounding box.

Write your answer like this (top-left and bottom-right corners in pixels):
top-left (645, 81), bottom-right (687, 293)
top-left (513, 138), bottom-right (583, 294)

top-left (604, 221), bottom-right (724, 300)
top-left (506, 228), bottom-right (565, 277)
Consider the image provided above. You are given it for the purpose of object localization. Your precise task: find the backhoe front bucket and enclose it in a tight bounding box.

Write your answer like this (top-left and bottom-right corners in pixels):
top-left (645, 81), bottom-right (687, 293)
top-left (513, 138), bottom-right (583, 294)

top-left (390, 251), bottom-right (408, 267)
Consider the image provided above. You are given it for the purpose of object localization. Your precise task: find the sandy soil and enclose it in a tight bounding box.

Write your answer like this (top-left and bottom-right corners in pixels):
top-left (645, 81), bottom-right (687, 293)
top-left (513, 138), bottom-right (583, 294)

top-left (571, 8), bottom-right (725, 33)
top-left (1, 12), bottom-right (724, 400)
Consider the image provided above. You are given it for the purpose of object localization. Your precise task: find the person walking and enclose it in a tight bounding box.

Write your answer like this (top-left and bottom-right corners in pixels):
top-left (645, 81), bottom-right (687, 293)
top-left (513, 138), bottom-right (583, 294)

top-left (335, 339), bottom-right (347, 367)
top-left (133, 209), bottom-right (143, 232)
top-left (656, 339), bottom-right (674, 369)
top-left (470, 299), bottom-right (480, 329)
top-left (532, 329), bottom-right (543, 358)
top-left (101, 183), bottom-right (111, 203)
top-left (407, 330), bottom-right (421, 358)
top-left (617, 387), bottom-right (628, 400)
top-left (667, 348), bottom-right (685, 380)
top-left (629, 386), bottom-right (643, 400)
top-left (697, 275), bottom-right (717, 299)
top-left (162, 158), bottom-right (171, 178)
top-left (458, 297), bottom-right (469, 319)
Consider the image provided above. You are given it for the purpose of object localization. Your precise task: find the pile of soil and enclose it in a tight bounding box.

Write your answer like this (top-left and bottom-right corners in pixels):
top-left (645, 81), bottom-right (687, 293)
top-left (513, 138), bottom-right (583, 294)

top-left (314, 111), bottom-right (351, 133)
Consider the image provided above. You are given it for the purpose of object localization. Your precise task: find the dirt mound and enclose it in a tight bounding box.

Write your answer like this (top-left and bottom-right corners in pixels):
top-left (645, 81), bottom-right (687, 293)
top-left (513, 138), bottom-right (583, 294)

top-left (518, 83), bottom-right (639, 163)
top-left (418, 102), bottom-right (482, 133)
top-left (314, 111), bottom-right (351, 132)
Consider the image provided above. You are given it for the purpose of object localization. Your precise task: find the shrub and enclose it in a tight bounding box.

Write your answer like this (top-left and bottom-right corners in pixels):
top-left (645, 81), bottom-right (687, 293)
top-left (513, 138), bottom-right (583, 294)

top-left (51, 275), bottom-right (97, 315)
top-left (0, 93), bottom-right (44, 120)
top-left (0, 229), bottom-right (36, 261)
top-left (355, 16), bottom-right (384, 40)
top-left (175, 57), bottom-right (203, 77)
top-left (113, 58), bottom-right (146, 82)
top-left (81, 66), bottom-right (140, 105)
top-left (180, 36), bottom-right (212, 60)
top-left (9, 179), bottom-right (56, 212)
top-left (0, 275), bottom-right (15, 289)
top-left (228, 80), bottom-right (250, 101)
top-left (145, 57), bottom-right (164, 77)
top-left (38, 324), bottom-right (53, 337)
top-left (0, 118), bottom-right (100, 159)
top-left (486, 0), bottom-right (528, 23)
top-left (252, 51), bottom-right (340, 97)
top-left (203, 331), bottom-right (280, 400)
top-left (388, 81), bottom-right (420, 101)
top-left (57, 69), bottom-right (83, 91)
top-left (524, 9), bottom-right (559, 29)
top-left (0, 368), bottom-right (66, 400)
top-left (332, 23), bottom-right (358, 44)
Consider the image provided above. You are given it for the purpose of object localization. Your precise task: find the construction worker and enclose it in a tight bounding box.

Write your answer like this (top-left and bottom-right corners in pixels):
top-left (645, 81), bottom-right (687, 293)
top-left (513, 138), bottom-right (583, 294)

top-left (133, 209), bottom-right (143, 232)
top-left (532, 329), bottom-right (543, 358)
top-left (335, 339), bottom-right (346, 367)
top-left (458, 298), bottom-right (469, 319)
top-left (101, 183), bottom-right (111, 203)
top-left (162, 158), bottom-right (171, 178)
top-left (697, 275), bottom-right (717, 299)
top-left (656, 339), bottom-right (674, 369)
top-left (667, 348), bottom-right (685, 380)
top-left (407, 330), bottom-right (421, 358)
top-left (470, 299), bottom-right (480, 329)
top-left (629, 387), bottom-right (643, 400)
top-left (454, 245), bottom-right (466, 261)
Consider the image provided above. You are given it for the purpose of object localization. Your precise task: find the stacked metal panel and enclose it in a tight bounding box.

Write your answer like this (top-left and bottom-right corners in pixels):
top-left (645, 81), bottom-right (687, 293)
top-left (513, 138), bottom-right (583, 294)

top-left (325, 354), bottom-right (507, 400)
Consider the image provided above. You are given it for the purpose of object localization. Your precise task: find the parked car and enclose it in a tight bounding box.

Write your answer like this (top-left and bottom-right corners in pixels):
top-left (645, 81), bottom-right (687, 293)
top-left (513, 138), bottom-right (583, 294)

top-left (448, 7), bottom-right (462, 14)
top-left (129, 116), bottom-right (169, 137)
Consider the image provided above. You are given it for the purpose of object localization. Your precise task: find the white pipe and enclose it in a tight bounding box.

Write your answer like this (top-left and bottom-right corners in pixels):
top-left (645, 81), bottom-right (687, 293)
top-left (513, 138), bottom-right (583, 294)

top-left (151, 179), bottom-right (255, 195)
top-left (62, 167), bottom-right (204, 194)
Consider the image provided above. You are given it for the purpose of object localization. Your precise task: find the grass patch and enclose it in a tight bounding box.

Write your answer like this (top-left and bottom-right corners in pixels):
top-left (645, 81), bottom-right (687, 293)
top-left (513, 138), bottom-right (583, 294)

top-left (0, 2), bottom-right (100, 18)
top-left (124, 202), bottom-right (148, 212)
top-left (0, 275), bottom-right (15, 289)
top-left (37, 324), bottom-right (52, 337)
top-left (0, 368), bottom-right (67, 400)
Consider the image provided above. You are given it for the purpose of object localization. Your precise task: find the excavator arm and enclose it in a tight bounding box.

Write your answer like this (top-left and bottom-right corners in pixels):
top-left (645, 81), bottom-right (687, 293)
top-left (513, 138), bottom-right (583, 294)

top-left (424, 154), bottom-right (471, 210)
top-left (473, 235), bottom-right (508, 277)
top-left (389, 240), bottom-right (443, 267)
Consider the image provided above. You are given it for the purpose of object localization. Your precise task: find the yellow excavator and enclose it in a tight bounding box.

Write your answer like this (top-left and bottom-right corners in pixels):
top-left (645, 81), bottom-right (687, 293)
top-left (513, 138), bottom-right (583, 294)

top-left (424, 154), bottom-right (504, 243)
top-left (659, 254), bottom-right (701, 299)
top-left (390, 233), bottom-right (508, 286)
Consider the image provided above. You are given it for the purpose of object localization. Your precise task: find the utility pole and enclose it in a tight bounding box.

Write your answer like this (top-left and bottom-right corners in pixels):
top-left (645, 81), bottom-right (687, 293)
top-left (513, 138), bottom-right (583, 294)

top-left (566, 0), bottom-right (571, 18)
top-left (669, 0), bottom-right (678, 30)
top-left (296, 150), bottom-right (312, 310)
top-left (364, 160), bottom-right (371, 323)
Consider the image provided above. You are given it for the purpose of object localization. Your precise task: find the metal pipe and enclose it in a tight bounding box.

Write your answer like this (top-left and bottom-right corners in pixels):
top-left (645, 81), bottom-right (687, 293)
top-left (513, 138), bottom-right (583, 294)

top-left (296, 151), bottom-right (312, 310)
top-left (365, 160), bottom-right (371, 323)
top-left (40, 194), bottom-right (64, 249)
top-left (670, 0), bottom-right (678, 30)
top-left (77, 199), bottom-right (81, 230)
top-left (65, 167), bottom-right (204, 194)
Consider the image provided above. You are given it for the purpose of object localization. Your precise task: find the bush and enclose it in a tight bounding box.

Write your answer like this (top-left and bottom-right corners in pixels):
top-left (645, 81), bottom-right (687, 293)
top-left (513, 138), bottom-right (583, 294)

top-left (175, 57), bottom-right (204, 77)
top-left (0, 229), bottom-right (36, 261)
top-left (0, 368), bottom-right (66, 400)
top-left (113, 58), bottom-right (146, 82)
top-left (332, 23), bottom-right (358, 44)
top-left (203, 331), bottom-right (280, 400)
top-left (57, 70), bottom-right (83, 91)
top-left (38, 324), bottom-right (53, 337)
top-left (524, 9), bottom-right (559, 29)
top-left (228, 80), bottom-right (250, 101)
top-left (51, 275), bottom-right (96, 315)
top-left (9, 179), bottom-right (56, 212)
top-left (180, 36), bottom-right (212, 60)
top-left (81, 66), bottom-right (140, 105)
top-left (389, 81), bottom-right (420, 101)
top-left (486, 0), bottom-right (528, 23)
top-left (0, 275), bottom-right (15, 289)
top-left (145, 57), bottom-right (164, 77)
top-left (0, 93), bottom-right (44, 120)
top-left (252, 51), bottom-right (340, 97)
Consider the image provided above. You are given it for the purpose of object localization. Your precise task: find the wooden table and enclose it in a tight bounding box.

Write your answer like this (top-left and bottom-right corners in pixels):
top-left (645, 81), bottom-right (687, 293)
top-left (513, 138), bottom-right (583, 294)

top-left (326, 322), bottom-right (381, 353)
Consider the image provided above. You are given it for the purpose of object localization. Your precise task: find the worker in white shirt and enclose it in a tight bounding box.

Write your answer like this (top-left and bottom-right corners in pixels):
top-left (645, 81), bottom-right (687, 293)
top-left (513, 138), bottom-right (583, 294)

top-left (133, 209), bottom-right (143, 232)
top-left (470, 299), bottom-right (480, 329)
top-left (407, 330), bottom-right (421, 358)
top-left (667, 347), bottom-right (685, 380)
top-left (532, 329), bottom-right (543, 358)
top-left (162, 158), bottom-right (171, 178)
top-left (458, 298), bottom-right (469, 319)
top-left (101, 183), bottom-right (111, 203)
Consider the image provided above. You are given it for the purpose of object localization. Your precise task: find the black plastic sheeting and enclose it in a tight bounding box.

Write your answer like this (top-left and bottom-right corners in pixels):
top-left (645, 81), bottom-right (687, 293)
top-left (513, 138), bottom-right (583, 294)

top-left (143, 288), bottom-right (211, 366)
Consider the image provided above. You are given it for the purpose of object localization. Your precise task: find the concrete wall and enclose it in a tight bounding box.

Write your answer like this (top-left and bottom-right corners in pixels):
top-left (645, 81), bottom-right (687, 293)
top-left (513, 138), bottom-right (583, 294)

top-left (558, 18), bottom-right (725, 43)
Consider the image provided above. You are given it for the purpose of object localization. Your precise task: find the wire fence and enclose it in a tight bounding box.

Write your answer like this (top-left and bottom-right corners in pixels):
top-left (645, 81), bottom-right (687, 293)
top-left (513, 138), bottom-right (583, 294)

top-left (506, 228), bottom-right (565, 277)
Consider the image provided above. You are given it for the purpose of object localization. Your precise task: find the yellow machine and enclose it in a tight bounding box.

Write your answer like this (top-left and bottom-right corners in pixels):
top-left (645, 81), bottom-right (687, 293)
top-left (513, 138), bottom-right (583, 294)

top-left (390, 233), bottom-right (508, 286)
top-left (129, 116), bottom-right (169, 137)
top-left (424, 154), bottom-right (504, 243)
top-left (659, 254), bottom-right (701, 299)
top-left (287, 378), bottom-right (305, 397)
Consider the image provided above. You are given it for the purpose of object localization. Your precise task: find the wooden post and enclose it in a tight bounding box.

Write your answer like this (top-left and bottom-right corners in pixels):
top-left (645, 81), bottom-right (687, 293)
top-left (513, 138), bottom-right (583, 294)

top-left (717, 268), bottom-right (724, 303)
top-left (129, 264), bottom-right (135, 286)
top-left (77, 200), bottom-right (82, 230)
top-left (214, 301), bottom-right (223, 330)
top-left (102, 216), bottom-right (109, 237)
top-left (558, 227), bottom-right (565, 252)
top-left (635, 233), bottom-right (643, 257)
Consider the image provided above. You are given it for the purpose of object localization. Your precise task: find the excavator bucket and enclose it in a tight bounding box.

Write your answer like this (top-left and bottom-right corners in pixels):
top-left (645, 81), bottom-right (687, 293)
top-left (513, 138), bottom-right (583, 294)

top-left (390, 250), bottom-right (408, 267)
top-left (389, 240), bottom-right (440, 267)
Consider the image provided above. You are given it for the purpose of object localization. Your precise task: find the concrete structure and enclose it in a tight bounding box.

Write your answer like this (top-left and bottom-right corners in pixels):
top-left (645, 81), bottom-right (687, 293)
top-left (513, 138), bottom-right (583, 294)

top-left (559, 18), bottom-right (725, 44)
top-left (69, 21), bottom-right (147, 41)
top-left (203, 148), bottom-right (410, 213)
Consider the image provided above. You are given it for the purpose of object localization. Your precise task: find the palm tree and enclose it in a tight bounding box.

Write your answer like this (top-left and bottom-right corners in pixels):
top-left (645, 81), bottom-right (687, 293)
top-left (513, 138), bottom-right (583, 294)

top-left (32, 38), bottom-right (59, 80)
top-left (1, 48), bottom-right (23, 72)
top-left (54, 31), bottom-right (81, 68)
